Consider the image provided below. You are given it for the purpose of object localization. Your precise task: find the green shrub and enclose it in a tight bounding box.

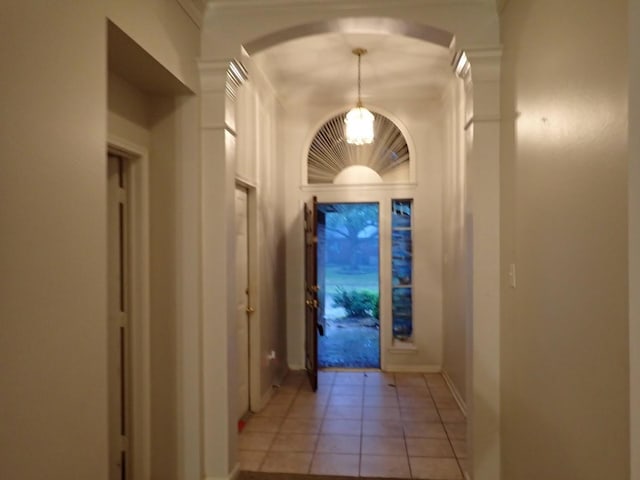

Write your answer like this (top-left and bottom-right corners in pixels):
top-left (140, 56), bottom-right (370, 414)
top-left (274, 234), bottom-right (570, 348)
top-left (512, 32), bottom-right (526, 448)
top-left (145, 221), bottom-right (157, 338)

top-left (333, 287), bottom-right (379, 318)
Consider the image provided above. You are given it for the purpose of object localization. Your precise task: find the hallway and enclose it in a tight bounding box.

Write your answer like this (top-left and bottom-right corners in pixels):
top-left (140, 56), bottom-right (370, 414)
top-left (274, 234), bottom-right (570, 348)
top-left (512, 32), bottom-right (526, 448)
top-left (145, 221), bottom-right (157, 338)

top-left (239, 371), bottom-right (467, 479)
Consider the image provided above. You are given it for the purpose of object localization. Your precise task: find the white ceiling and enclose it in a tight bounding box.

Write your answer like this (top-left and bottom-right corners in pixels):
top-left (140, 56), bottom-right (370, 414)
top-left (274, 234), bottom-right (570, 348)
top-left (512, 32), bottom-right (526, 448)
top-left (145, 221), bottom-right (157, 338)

top-left (251, 32), bottom-right (454, 103)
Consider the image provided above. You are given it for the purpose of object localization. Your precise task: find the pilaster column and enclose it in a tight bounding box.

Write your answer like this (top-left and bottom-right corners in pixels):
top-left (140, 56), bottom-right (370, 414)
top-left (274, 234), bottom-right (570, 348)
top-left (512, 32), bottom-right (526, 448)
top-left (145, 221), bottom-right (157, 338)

top-left (464, 47), bottom-right (502, 480)
top-left (199, 57), bottom-right (247, 480)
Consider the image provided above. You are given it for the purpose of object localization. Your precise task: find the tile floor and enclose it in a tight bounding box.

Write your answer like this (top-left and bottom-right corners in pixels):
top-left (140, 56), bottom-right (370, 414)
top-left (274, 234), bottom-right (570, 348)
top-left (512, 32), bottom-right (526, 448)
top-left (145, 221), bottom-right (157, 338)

top-left (238, 370), bottom-right (468, 479)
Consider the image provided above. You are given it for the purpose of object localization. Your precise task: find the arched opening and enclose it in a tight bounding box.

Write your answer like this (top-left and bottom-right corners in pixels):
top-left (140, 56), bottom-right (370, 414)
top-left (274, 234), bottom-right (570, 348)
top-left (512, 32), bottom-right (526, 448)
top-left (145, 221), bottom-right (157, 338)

top-left (198, 9), bottom-right (501, 480)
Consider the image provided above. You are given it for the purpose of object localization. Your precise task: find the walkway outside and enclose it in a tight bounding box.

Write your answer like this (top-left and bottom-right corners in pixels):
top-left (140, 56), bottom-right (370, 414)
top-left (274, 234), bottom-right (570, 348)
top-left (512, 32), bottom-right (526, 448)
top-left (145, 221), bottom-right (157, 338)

top-left (238, 370), bottom-right (467, 479)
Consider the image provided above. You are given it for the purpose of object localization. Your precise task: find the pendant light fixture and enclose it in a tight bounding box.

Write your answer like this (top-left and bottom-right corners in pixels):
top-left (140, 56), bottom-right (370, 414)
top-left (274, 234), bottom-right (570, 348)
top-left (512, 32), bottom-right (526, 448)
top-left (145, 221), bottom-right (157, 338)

top-left (345, 48), bottom-right (374, 145)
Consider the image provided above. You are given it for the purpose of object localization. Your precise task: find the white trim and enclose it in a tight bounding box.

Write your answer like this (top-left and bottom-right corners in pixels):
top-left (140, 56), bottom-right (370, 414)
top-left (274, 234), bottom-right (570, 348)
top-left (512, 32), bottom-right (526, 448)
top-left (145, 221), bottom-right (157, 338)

top-left (107, 135), bottom-right (151, 480)
top-left (442, 369), bottom-right (467, 416)
top-left (301, 183), bottom-right (418, 193)
top-left (204, 462), bottom-right (241, 480)
top-left (384, 364), bottom-right (441, 373)
top-left (387, 344), bottom-right (418, 355)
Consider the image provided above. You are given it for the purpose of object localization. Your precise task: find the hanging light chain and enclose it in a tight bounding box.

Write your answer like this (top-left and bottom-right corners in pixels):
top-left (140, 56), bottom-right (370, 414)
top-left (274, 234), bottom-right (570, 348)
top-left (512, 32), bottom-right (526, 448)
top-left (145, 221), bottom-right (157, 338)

top-left (353, 48), bottom-right (367, 107)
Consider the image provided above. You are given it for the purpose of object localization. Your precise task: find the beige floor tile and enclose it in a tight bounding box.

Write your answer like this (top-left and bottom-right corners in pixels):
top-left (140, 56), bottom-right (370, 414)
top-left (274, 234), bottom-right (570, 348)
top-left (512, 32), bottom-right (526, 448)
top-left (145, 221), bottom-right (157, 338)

top-left (458, 457), bottom-right (469, 477)
top-left (321, 418), bottom-right (362, 435)
top-left (238, 450), bottom-right (266, 471)
top-left (430, 392), bottom-right (456, 404)
top-left (364, 395), bottom-right (399, 407)
top-left (286, 403), bottom-right (326, 419)
top-left (361, 436), bottom-right (407, 455)
top-left (292, 396), bottom-right (327, 409)
top-left (297, 382), bottom-right (315, 393)
top-left (363, 406), bottom-right (401, 420)
top-left (255, 403), bottom-right (290, 417)
top-left (394, 373), bottom-right (427, 387)
top-left (334, 373), bottom-right (366, 385)
top-left (328, 395), bottom-right (363, 407)
top-left (318, 371), bottom-right (336, 384)
top-left (324, 405), bottom-right (363, 419)
top-left (424, 373), bottom-right (446, 386)
top-left (270, 433), bottom-right (318, 453)
top-left (438, 407), bottom-right (466, 423)
top-left (243, 416), bottom-right (284, 433)
top-left (364, 384), bottom-right (399, 397)
top-left (279, 417), bottom-right (322, 434)
top-left (310, 453), bottom-right (360, 476)
top-left (268, 393), bottom-right (295, 407)
top-left (409, 457), bottom-right (462, 479)
top-left (362, 419), bottom-right (404, 437)
top-left (400, 407), bottom-right (441, 422)
top-left (360, 454), bottom-right (411, 478)
top-left (315, 434), bottom-right (361, 454)
top-left (433, 397), bottom-right (460, 409)
top-left (403, 421), bottom-right (448, 439)
top-left (296, 390), bottom-right (330, 403)
top-left (364, 372), bottom-right (395, 385)
top-left (451, 439), bottom-right (467, 459)
top-left (331, 385), bottom-right (364, 396)
top-left (238, 432), bottom-right (275, 451)
top-left (259, 452), bottom-right (313, 474)
top-left (444, 423), bottom-right (466, 440)
top-left (406, 438), bottom-right (454, 457)
top-left (399, 396), bottom-right (435, 408)
top-left (397, 385), bottom-right (430, 396)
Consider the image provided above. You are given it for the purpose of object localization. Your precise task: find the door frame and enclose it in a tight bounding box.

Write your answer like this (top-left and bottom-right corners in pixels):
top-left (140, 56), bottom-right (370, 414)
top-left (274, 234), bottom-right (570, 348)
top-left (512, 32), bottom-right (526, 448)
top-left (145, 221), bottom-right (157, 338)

top-left (108, 135), bottom-right (151, 480)
top-left (304, 190), bottom-right (389, 369)
top-left (236, 179), bottom-right (262, 413)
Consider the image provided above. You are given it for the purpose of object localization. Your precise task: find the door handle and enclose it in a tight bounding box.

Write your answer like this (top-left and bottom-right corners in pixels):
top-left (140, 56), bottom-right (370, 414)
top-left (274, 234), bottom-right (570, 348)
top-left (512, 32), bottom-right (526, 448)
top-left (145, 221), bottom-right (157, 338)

top-left (246, 306), bottom-right (255, 314)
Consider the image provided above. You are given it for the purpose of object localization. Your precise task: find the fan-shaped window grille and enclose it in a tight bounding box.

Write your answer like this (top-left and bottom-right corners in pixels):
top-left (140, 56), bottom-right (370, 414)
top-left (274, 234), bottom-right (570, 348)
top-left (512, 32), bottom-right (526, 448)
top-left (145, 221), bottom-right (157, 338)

top-left (307, 112), bottom-right (410, 184)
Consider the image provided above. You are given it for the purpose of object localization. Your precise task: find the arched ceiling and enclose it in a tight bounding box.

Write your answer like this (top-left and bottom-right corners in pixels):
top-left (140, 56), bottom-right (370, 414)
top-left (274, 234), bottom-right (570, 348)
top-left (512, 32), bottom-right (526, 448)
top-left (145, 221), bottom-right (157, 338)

top-left (251, 31), bottom-right (454, 103)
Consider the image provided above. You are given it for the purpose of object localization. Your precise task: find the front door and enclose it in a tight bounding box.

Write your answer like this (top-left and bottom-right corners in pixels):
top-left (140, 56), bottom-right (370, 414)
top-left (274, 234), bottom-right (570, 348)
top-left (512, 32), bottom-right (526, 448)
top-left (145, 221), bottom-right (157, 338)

top-left (304, 197), bottom-right (319, 391)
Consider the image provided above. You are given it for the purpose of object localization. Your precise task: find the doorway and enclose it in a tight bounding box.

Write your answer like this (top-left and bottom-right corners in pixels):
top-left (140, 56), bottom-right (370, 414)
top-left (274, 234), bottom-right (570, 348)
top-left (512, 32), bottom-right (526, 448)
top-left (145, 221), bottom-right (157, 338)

top-left (317, 202), bottom-right (380, 369)
top-left (235, 185), bottom-right (251, 420)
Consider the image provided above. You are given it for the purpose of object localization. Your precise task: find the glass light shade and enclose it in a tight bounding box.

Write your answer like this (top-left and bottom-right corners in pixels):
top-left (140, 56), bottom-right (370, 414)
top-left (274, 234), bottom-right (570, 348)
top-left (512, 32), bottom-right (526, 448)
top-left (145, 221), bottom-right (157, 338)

top-left (345, 106), bottom-right (374, 145)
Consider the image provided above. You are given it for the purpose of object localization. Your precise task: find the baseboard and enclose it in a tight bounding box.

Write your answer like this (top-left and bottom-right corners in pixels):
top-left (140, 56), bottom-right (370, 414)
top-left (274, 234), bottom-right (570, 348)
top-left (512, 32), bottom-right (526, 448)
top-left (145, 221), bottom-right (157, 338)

top-left (441, 370), bottom-right (467, 416)
top-left (383, 364), bottom-right (442, 373)
top-left (255, 367), bottom-right (290, 412)
top-left (205, 462), bottom-right (240, 480)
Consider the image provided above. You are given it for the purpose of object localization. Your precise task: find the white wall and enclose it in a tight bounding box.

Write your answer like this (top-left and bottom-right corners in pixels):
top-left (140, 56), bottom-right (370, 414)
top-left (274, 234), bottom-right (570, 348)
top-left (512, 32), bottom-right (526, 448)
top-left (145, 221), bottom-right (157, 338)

top-left (441, 78), bottom-right (469, 404)
top-left (0, 2), bottom-right (109, 478)
top-left (0, 1), bottom-right (200, 479)
top-left (500, 1), bottom-right (629, 479)
top-left (236, 69), bottom-right (289, 408)
top-left (107, 0), bottom-right (200, 90)
top-left (278, 95), bottom-right (446, 372)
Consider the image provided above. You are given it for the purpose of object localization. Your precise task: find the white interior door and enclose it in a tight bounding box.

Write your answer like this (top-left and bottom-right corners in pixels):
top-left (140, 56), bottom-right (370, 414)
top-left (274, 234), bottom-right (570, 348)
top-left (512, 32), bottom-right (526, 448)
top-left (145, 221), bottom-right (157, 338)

top-left (235, 186), bottom-right (250, 419)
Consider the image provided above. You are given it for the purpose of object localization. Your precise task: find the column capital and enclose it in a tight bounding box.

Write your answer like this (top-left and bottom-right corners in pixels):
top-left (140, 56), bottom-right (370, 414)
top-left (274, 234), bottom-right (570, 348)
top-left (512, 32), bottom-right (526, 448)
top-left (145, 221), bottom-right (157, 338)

top-left (466, 46), bottom-right (502, 83)
top-left (198, 57), bottom-right (249, 98)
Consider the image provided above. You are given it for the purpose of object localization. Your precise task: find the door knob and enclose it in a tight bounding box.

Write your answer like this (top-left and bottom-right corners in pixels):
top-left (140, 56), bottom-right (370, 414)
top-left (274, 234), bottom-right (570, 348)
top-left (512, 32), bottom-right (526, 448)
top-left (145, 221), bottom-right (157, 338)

top-left (246, 306), bottom-right (255, 314)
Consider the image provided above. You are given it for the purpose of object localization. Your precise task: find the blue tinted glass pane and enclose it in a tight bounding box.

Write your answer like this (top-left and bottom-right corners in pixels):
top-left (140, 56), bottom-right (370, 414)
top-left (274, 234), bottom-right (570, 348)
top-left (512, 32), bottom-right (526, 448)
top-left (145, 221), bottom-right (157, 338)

top-left (392, 199), bottom-right (412, 228)
top-left (392, 229), bottom-right (412, 286)
top-left (392, 287), bottom-right (413, 340)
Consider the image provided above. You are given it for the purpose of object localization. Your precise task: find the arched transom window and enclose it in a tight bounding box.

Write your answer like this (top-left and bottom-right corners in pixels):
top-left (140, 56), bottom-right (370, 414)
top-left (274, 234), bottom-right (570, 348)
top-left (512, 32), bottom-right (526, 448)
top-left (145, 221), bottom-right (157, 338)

top-left (307, 112), bottom-right (410, 185)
